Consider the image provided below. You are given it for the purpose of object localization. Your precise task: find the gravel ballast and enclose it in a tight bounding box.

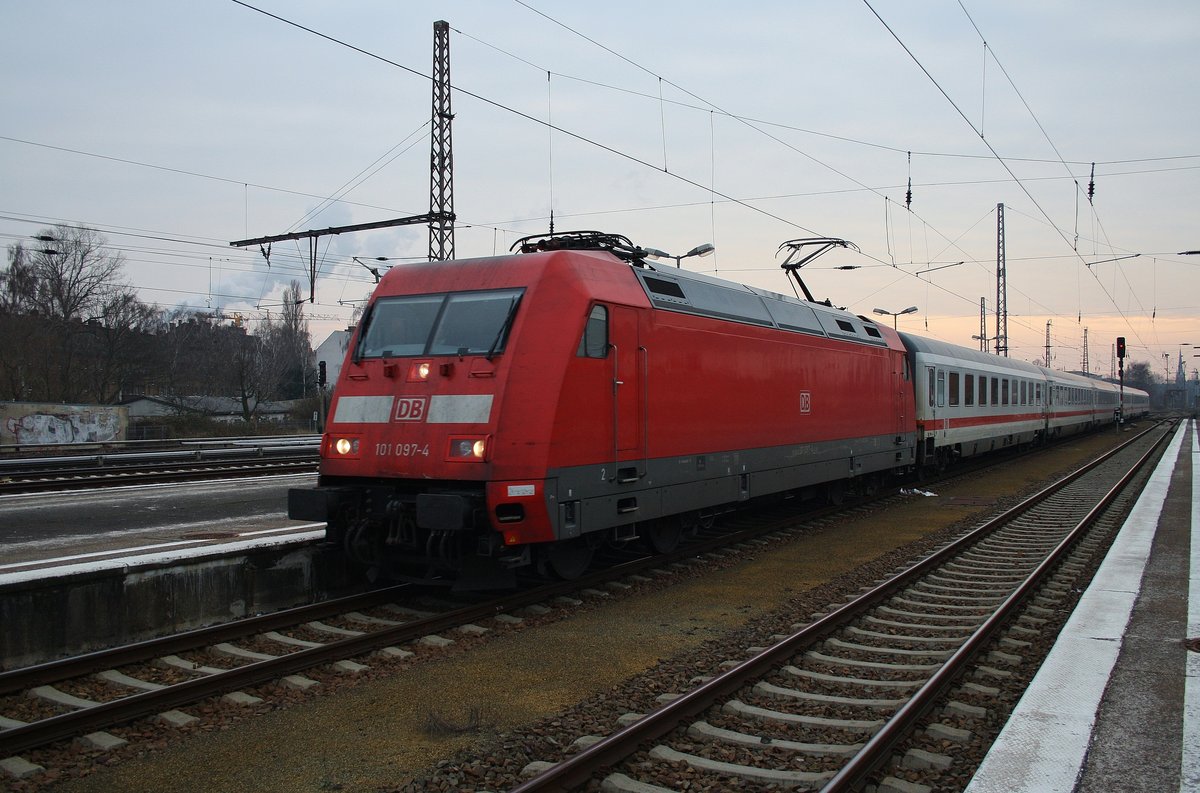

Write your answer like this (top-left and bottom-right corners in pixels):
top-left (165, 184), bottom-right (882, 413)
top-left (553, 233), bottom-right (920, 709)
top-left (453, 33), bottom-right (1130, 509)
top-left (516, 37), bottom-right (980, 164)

top-left (31, 432), bottom-right (1130, 793)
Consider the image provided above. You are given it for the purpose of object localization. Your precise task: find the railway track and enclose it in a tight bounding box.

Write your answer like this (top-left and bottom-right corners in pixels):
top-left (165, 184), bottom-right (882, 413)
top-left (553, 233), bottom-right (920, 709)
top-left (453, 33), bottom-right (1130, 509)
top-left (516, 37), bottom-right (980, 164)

top-left (0, 424), bottom-right (1162, 785)
top-left (0, 500), bottom-right (857, 767)
top-left (507, 420), bottom-right (1175, 792)
top-left (0, 439), bottom-right (319, 493)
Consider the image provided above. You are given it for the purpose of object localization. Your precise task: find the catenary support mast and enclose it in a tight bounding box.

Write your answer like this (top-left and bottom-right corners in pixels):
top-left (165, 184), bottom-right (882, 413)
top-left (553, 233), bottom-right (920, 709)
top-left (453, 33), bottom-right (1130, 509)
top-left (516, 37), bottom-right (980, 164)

top-left (995, 203), bottom-right (1008, 357)
top-left (429, 20), bottom-right (455, 262)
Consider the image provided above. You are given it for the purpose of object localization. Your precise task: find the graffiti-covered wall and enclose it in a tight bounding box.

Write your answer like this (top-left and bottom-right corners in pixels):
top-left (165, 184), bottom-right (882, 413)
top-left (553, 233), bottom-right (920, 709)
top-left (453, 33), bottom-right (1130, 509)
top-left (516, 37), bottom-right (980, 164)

top-left (1, 403), bottom-right (129, 445)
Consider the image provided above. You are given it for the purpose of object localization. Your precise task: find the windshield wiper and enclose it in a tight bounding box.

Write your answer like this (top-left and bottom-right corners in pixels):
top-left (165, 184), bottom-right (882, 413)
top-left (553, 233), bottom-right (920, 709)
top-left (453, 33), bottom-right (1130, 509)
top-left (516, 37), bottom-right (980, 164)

top-left (486, 296), bottom-right (521, 361)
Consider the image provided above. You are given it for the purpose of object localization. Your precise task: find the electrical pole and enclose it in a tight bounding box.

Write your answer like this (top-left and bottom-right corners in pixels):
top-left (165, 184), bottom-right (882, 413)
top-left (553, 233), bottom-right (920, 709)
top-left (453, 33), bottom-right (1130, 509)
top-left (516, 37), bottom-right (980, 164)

top-left (429, 20), bottom-right (455, 262)
top-left (1044, 320), bottom-right (1052, 368)
top-left (1082, 327), bottom-right (1089, 375)
top-left (995, 203), bottom-right (1008, 357)
top-left (979, 298), bottom-right (987, 352)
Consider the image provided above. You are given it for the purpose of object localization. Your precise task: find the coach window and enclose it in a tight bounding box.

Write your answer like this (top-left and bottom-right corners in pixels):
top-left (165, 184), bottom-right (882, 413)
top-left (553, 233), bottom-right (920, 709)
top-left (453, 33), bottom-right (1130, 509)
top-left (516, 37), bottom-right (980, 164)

top-left (979, 376), bottom-right (988, 406)
top-left (965, 374), bottom-right (975, 406)
top-left (927, 368), bottom-right (936, 407)
top-left (1036, 383), bottom-right (1042, 405)
top-left (991, 377), bottom-right (999, 405)
top-left (1020, 381), bottom-right (1027, 405)
top-left (1002, 378), bottom-right (1010, 405)
top-left (936, 369), bottom-right (946, 407)
top-left (577, 305), bottom-right (609, 358)
top-left (948, 371), bottom-right (959, 406)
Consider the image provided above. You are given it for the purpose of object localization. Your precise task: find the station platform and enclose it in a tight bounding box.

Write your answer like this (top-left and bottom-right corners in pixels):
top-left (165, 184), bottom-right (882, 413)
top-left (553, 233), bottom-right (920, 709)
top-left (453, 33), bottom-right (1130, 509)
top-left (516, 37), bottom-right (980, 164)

top-left (0, 522), bottom-right (325, 587)
top-left (965, 419), bottom-right (1198, 792)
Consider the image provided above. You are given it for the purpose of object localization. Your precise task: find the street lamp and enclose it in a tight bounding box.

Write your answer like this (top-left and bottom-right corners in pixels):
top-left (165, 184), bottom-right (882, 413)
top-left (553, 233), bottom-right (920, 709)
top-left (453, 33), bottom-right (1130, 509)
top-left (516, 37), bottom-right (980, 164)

top-left (644, 243), bottom-right (715, 268)
top-left (872, 305), bottom-right (918, 329)
top-left (972, 334), bottom-right (991, 353)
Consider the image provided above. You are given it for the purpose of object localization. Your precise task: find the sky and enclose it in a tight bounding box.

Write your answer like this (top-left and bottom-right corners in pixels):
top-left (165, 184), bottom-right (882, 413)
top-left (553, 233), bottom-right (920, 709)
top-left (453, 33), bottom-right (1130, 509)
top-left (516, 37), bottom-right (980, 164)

top-left (2, 1), bottom-right (1198, 380)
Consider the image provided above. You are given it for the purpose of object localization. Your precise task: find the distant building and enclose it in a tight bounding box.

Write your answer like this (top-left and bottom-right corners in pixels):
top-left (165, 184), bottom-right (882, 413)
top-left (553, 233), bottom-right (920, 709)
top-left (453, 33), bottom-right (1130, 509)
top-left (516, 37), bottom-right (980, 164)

top-left (120, 395), bottom-right (299, 424)
top-left (313, 329), bottom-right (353, 390)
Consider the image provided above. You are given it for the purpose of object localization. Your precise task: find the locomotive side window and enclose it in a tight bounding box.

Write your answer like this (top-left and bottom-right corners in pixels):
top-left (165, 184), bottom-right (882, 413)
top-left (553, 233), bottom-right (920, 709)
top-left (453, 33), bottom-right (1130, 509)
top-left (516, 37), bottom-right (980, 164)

top-left (577, 305), bottom-right (609, 358)
top-left (358, 288), bottom-right (524, 358)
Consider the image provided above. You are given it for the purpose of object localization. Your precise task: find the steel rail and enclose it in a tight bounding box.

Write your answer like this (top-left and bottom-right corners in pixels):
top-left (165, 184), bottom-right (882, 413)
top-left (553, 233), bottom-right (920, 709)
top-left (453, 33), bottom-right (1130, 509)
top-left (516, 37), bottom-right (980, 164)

top-left (0, 524), bottom-right (800, 758)
top-left (819, 419), bottom-right (1175, 791)
top-left (0, 586), bottom-right (408, 696)
top-left (0, 423), bottom-right (1164, 760)
top-left (507, 420), bottom-right (1172, 793)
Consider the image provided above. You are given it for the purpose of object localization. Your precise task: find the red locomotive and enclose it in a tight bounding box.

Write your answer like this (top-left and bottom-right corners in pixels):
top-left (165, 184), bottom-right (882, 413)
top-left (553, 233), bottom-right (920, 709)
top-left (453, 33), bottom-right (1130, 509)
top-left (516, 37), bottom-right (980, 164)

top-left (288, 231), bottom-right (1147, 587)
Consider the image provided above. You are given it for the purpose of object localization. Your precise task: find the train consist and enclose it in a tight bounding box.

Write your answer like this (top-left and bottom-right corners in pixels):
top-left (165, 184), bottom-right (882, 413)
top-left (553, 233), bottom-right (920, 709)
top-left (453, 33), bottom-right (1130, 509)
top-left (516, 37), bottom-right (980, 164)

top-left (289, 231), bottom-right (1149, 587)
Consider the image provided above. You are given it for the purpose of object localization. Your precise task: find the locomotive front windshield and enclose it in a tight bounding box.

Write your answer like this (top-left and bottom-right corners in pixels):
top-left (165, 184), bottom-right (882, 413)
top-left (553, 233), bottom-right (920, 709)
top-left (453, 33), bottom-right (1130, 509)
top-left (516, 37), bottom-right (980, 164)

top-left (357, 288), bottom-right (524, 359)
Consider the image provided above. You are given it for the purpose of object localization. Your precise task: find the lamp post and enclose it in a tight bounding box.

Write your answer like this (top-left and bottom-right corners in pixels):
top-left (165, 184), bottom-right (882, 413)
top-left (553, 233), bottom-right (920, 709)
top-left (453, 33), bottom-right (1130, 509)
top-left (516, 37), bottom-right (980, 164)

top-left (872, 305), bottom-right (918, 329)
top-left (644, 243), bottom-right (715, 268)
top-left (972, 334), bottom-right (991, 353)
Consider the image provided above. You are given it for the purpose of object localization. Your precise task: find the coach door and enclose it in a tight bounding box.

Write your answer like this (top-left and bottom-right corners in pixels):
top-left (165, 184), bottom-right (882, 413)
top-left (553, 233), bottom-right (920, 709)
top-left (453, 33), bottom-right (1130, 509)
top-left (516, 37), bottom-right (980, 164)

top-left (610, 306), bottom-right (644, 480)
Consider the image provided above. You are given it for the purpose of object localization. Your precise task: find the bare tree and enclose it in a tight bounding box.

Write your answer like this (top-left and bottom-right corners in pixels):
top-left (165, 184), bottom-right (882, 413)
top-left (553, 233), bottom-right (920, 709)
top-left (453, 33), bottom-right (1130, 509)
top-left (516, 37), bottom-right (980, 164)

top-left (0, 225), bottom-right (153, 402)
top-left (275, 280), bottom-right (314, 398)
top-left (26, 225), bottom-right (127, 321)
top-left (79, 292), bottom-right (164, 402)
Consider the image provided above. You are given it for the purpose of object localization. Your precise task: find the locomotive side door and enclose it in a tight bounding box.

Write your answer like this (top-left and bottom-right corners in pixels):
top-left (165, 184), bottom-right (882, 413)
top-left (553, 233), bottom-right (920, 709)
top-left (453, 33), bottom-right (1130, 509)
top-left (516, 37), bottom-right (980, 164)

top-left (610, 305), bottom-right (644, 474)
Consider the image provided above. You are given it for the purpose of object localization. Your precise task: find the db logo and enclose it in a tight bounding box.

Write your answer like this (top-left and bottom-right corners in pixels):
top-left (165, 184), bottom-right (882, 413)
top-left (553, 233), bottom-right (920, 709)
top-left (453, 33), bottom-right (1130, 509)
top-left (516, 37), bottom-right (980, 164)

top-left (799, 391), bottom-right (812, 414)
top-left (394, 397), bottom-right (428, 422)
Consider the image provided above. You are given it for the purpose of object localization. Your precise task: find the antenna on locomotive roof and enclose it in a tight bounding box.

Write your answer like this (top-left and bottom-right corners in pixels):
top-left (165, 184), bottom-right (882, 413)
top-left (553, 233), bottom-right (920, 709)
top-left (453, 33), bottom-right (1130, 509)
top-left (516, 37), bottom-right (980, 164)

top-left (776, 238), bottom-right (859, 303)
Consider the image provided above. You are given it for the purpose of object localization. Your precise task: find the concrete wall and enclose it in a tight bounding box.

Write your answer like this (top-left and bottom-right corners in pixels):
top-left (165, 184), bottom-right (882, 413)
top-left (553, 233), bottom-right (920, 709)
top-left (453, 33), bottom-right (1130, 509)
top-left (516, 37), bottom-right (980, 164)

top-left (0, 542), bottom-right (358, 670)
top-left (0, 402), bottom-right (128, 445)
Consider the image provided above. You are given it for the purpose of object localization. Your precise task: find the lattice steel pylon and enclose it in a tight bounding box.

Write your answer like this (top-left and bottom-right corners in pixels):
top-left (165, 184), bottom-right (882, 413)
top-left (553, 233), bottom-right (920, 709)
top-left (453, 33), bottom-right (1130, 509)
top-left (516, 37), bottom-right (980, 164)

top-left (1082, 327), bottom-right (1090, 375)
top-left (429, 20), bottom-right (455, 262)
top-left (994, 203), bottom-right (1008, 357)
top-left (979, 297), bottom-right (987, 352)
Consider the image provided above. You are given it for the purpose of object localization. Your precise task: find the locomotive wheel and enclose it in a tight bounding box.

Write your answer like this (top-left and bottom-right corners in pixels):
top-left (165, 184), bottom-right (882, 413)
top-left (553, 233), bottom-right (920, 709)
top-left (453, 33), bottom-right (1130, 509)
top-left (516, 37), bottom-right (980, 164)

top-left (544, 537), bottom-right (594, 580)
top-left (644, 518), bottom-right (683, 555)
top-left (342, 518), bottom-right (380, 567)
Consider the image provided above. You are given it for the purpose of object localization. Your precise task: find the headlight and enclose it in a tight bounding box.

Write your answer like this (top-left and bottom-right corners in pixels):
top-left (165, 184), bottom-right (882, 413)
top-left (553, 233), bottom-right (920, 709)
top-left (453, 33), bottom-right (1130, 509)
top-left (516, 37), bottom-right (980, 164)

top-left (326, 435), bottom-right (361, 458)
top-left (448, 436), bottom-right (488, 461)
top-left (408, 361), bottom-right (431, 381)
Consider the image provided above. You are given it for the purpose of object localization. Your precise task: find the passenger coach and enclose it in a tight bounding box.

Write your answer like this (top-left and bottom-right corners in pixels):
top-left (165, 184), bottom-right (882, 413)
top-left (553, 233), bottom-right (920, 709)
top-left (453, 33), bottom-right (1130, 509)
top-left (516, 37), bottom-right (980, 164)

top-left (900, 332), bottom-right (1148, 469)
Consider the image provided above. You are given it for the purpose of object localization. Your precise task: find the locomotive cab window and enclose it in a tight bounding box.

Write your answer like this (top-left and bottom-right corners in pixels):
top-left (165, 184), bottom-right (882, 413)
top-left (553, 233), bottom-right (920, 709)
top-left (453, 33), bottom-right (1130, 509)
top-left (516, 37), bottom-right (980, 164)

top-left (358, 288), bottom-right (524, 359)
top-left (577, 305), bottom-right (609, 358)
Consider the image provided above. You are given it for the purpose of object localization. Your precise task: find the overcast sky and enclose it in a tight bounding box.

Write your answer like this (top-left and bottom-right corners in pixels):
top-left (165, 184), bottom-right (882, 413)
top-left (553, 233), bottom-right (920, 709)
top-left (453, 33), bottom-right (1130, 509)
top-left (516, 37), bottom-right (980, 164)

top-left (2, 1), bottom-right (1197, 378)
